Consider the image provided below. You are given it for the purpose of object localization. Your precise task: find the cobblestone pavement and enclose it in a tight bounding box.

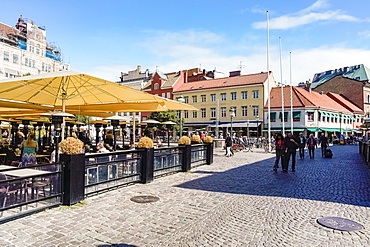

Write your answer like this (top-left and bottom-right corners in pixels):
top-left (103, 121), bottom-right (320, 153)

top-left (0, 145), bottom-right (370, 246)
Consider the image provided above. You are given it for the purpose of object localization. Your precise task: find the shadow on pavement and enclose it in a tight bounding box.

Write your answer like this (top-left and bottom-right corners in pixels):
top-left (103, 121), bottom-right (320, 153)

top-left (176, 145), bottom-right (370, 207)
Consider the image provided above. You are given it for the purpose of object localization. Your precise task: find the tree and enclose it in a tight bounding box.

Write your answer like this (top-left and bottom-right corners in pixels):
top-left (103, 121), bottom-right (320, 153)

top-left (75, 115), bottom-right (92, 125)
top-left (148, 110), bottom-right (182, 131)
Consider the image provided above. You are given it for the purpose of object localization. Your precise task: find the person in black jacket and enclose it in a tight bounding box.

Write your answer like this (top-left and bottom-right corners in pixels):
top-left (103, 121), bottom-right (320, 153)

top-left (298, 132), bottom-right (306, 159)
top-left (284, 132), bottom-right (299, 172)
top-left (319, 133), bottom-right (329, 157)
top-left (225, 132), bottom-right (233, 157)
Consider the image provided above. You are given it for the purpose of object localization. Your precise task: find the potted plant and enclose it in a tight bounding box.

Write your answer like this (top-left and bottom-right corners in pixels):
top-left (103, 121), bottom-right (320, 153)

top-left (178, 136), bottom-right (191, 146)
top-left (203, 136), bottom-right (213, 143)
top-left (137, 137), bottom-right (154, 148)
top-left (191, 134), bottom-right (201, 144)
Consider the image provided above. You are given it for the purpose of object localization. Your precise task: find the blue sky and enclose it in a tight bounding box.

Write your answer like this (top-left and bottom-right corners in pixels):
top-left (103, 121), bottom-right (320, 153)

top-left (1, 0), bottom-right (370, 84)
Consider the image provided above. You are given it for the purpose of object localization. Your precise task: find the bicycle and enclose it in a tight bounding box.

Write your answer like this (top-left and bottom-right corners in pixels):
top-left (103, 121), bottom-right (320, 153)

top-left (243, 143), bottom-right (253, 152)
top-left (231, 143), bottom-right (244, 152)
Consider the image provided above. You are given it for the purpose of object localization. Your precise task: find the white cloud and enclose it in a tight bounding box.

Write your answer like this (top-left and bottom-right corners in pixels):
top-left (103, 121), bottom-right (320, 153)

top-left (358, 30), bottom-right (370, 39)
top-left (252, 0), bottom-right (360, 29)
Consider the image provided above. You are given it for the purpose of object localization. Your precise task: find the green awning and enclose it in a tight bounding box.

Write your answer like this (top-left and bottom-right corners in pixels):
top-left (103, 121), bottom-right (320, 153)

top-left (320, 128), bottom-right (339, 132)
top-left (352, 129), bottom-right (362, 133)
top-left (262, 128), bottom-right (304, 132)
top-left (278, 112), bottom-right (288, 119)
top-left (333, 113), bottom-right (339, 118)
top-left (307, 128), bottom-right (320, 132)
top-left (270, 112), bottom-right (276, 119)
top-left (319, 111), bottom-right (328, 117)
top-left (293, 111), bottom-right (301, 118)
top-left (349, 116), bottom-right (356, 120)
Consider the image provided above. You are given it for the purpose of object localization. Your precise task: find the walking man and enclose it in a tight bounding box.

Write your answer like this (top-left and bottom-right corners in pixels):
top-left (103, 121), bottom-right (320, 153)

top-left (284, 132), bottom-right (299, 172)
top-left (319, 133), bottom-right (328, 157)
top-left (298, 132), bottom-right (306, 159)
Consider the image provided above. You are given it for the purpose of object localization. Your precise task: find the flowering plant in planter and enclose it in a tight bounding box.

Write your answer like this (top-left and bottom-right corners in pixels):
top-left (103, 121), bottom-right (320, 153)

top-left (191, 135), bottom-right (201, 143)
top-left (59, 137), bottom-right (84, 155)
top-left (203, 136), bottom-right (213, 143)
top-left (178, 136), bottom-right (191, 145)
top-left (138, 137), bottom-right (154, 148)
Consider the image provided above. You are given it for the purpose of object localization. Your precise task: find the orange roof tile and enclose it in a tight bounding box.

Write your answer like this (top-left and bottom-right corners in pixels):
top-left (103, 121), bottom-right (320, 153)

top-left (174, 72), bottom-right (269, 92)
top-left (266, 86), bottom-right (353, 113)
top-left (326, 92), bottom-right (364, 114)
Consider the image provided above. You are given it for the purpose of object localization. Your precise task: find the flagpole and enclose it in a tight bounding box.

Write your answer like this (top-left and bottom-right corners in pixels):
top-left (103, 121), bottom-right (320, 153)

top-left (266, 11), bottom-right (271, 150)
top-left (279, 37), bottom-right (285, 135)
top-left (290, 52), bottom-right (293, 134)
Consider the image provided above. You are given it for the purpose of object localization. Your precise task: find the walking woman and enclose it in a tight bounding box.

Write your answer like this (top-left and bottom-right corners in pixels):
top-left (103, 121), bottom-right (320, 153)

top-left (273, 133), bottom-right (286, 172)
top-left (306, 134), bottom-right (317, 159)
top-left (20, 132), bottom-right (38, 167)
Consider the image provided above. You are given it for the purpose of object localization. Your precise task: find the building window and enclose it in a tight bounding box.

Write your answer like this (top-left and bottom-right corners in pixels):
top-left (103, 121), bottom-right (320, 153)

top-left (211, 108), bottom-right (216, 118)
top-left (270, 112), bottom-right (276, 122)
top-left (252, 90), bottom-right (259, 99)
top-left (221, 93), bottom-right (226, 101)
top-left (368, 95), bottom-right (370, 103)
top-left (242, 106), bottom-right (248, 117)
top-left (176, 110), bottom-right (181, 118)
top-left (221, 107), bottom-right (226, 118)
top-left (293, 111), bottom-right (301, 122)
top-left (201, 95), bottom-right (206, 102)
top-left (162, 93), bottom-right (166, 97)
top-left (184, 110), bottom-right (189, 118)
top-left (231, 92), bottom-right (237, 100)
top-left (192, 111), bottom-right (197, 118)
top-left (211, 94), bottom-right (216, 102)
top-left (13, 54), bottom-right (19, 64)
top-left (25, 58), bottom-right (28, 66)
top-left (167, 92), bottom-right (171, 98)
top-left (201, 108), bottom-right (206, 118)
top-left (154, 83), bottom-right (159, 90)
top-left (3, 51), bottom-right (9, 61)
top-left (279, 112), bottom-right (288, 122)
top-left (42, 62), bottom-right (45, 71)
top-left (252, 106), bottom-right (259, 117)
top-left (184, 96), bottom-right (189, 103)
top-left (192, 95), bottom-right (197, 103)
top-left (242, 91), bottom-right (248, 100)
top-left (308, 112), bottom-right (314, 122)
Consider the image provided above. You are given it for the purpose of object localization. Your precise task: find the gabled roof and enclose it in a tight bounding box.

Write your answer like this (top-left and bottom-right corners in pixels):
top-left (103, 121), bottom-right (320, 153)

top-left (326, 92), bottom-right (364, 114)
top-left (142, 71), bottom-right (181, 91)
top-left (265, 86), bottom-right (353, 114)
top-left (311, 64), bottom-right (370, 89)
top-left (174, 72), bottom-right (269, 92)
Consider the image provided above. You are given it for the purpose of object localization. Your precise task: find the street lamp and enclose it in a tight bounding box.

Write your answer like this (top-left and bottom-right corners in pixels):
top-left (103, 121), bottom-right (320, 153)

top-left (229, 107), bottom-right (235, 136)
top-left (177, 95), bottom-right (185, 137)
top-left (246, 119), bottom-right (250, 137)
top-left (256, 115), bottom-right (260, 138)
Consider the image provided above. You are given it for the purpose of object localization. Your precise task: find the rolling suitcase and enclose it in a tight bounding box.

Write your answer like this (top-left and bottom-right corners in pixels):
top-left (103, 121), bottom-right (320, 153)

top-left (324, 149), bottom-right (333, 158)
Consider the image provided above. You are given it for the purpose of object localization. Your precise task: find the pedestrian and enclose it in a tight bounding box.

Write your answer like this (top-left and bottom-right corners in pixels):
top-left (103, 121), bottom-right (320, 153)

top-left (225, 132), bottom-right (233, 157)
top-left (319, 133), bottom-right (328, 157)
top-left (306, 134), bottom-right (317, 159)
top-left (284, 132), bottom-right (299, 172)
top-left (273, 133), bottom-right (286, 172)
top-left (298, 132), bottom-right (306, 159)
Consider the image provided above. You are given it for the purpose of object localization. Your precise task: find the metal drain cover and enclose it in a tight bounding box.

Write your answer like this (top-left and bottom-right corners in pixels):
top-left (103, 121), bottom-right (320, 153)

top-left (317, 217), bottom-right (364, 231)
top-left (130, 195), bottom-right (160, 203)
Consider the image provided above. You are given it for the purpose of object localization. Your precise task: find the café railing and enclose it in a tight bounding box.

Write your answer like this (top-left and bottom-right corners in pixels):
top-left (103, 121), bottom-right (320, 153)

top-left (0, 163), bottom-right (62, 223)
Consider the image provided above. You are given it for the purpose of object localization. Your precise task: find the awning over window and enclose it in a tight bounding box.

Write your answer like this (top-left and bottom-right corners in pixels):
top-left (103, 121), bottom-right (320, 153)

top-left (262, 128), bottom-right (304, 132)
top-left (270, 112), bottom-right (276, 119)
top-left (306, 128), bottom-right (320, 132)
top-left (319, 111), bottom-right (329, 117)
top-left (293, 111), bottom-right (301, 118)
top-left (352, 129), bottom-right (362, 133)
top-left (278, 112), bottom-right (288, 119)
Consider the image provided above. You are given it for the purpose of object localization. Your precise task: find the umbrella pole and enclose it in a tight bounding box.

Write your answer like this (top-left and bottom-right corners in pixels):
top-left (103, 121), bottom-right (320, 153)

top-left (133, 116), bottom-right (136, 148)
top-left (61, 99), bottom-right (66, 141)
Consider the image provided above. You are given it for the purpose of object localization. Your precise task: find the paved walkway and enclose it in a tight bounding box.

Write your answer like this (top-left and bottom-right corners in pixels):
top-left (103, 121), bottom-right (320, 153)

top-left (1, 145), bottom-right (370, 246)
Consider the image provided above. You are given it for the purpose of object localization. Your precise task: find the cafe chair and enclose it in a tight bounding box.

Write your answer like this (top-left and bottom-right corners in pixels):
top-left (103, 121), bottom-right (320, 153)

top-left (25, 163), bottom-right (51, 204)
top-left (0, 174), bottom-right (27, 216)
top-left (5, 150), bottom-right (19, 166)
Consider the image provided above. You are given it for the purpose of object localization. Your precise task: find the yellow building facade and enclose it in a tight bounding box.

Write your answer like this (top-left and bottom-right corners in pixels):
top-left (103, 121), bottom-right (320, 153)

top-left (174, 72), bottom-right (276, 137)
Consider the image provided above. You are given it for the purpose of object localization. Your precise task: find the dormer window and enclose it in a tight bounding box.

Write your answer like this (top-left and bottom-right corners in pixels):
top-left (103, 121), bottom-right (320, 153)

top-left (154, 83), bottom-right (159, 90)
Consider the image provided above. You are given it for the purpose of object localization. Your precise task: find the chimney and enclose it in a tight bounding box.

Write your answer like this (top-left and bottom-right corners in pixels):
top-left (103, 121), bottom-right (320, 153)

top-left (229, 70), bottom-right (241, 77)
top-left (137, 65), bottom-right (142, 73)
top-left (320, 91), bottom-right (323, 95)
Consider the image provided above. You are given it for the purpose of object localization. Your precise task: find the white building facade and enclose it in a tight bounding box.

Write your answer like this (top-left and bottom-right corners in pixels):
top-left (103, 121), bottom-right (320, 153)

top-left (0, 17), bottom-right (69, 80)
